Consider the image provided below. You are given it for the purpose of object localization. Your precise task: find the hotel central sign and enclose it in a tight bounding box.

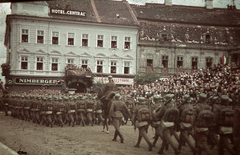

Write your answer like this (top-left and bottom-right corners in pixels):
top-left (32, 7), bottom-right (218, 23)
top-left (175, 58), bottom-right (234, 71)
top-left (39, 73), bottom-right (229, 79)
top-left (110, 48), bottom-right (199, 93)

top-left (50, 8), bottom-right (86, 16)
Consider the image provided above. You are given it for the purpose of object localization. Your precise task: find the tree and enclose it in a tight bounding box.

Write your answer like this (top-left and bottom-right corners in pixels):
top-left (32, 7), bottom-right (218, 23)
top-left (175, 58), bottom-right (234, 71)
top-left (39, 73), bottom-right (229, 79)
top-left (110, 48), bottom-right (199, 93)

top-left (134, 70), bottom-right (161, 86)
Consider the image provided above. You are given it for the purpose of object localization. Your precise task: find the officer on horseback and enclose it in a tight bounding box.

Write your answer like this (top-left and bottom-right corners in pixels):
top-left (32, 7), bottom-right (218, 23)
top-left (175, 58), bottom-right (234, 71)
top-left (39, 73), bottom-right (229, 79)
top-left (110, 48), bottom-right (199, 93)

top-left (100, 75), bottom-right (116, 107)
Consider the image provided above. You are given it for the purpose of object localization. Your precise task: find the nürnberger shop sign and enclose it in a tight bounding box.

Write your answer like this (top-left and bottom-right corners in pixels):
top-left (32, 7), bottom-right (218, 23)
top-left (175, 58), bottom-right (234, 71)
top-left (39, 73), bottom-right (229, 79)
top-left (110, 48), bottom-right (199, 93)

top-left (15, 78), bottom-right (59, 85)
top-left (50, 8), bottom-right (86, 16)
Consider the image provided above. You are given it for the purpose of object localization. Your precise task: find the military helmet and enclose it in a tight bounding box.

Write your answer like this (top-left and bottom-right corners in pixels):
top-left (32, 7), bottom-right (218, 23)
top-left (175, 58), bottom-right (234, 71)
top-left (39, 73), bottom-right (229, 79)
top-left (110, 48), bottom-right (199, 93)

top-left (182, 94), bottom-right (190, 100)
top-left (138, 97), bottom-right (146, 104)
top-left (199, 93), bottom-right (207, 103)
top-left (63, 96), bottom-right (69, 100)
top-left (220, 95), bottom-right (229, 105)
top-left (158, 96), bottom-right (164, 102)
top-left (108, 75), bottom-right (113, 79)
top-left (153, 95), bottom-right (159, 101)
top-left (126, 95), bottom-right (131, 99)
top-left (114, 93), bottom-right (121, 99)
top-left (165, 94), bottom-right (173, 101)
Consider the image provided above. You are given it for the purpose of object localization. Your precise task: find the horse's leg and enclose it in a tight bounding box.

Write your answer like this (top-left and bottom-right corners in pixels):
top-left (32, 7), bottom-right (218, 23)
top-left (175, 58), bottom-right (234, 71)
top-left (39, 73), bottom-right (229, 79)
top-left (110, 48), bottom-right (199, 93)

top-left (102, 111), bottom-right (106, 132)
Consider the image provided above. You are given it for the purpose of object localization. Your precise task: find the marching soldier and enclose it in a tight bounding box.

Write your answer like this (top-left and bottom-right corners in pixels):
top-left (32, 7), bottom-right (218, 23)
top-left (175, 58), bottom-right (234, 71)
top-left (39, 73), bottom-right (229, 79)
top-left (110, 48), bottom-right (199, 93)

top-left (151, 95), bottom-right (164, 147)
top-left (86, 94), bottom-right (95, 126)
top-left (156, 94), bottom-right (180, 155)
top-left (109, 93), bottom-right (130, 143)
top-left (233, 95), bottom-right (240, 155)
top-left (3, 94), bottom-right (9, 116)
top-left (124, 95), bottom-right (134, 125)
top-left (193, 93), bottom-right (215, 155)
top-left (77, 96), bottom-right (87, 126)
top-left (214, 95), bottom-right (235, 155)
top-left (178, 94), bottom-right (198, 154)
top-left (132, 97), bottom-right (153, 151)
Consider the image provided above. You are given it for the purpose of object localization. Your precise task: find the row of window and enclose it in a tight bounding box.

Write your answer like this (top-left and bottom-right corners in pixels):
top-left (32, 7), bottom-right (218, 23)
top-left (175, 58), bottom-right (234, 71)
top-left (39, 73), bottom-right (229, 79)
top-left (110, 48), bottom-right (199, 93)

top-left (21, 29), bottom-right (131, 49)
top-left (20, 56), bottom-right (131, 74)
top-left (146, 56), bottom-right (215, 69)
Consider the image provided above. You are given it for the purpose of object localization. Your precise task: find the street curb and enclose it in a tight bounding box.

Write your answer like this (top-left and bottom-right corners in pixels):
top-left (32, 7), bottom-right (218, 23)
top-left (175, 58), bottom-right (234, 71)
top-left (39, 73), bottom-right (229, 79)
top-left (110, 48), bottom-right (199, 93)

top-left (0, 141), bottom-right (18, 155)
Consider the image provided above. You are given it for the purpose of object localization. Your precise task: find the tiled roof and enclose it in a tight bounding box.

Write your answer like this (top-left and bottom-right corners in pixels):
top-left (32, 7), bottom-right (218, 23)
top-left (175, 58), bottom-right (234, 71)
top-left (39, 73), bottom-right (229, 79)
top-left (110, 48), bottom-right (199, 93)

top-left (139, 21), bottom-right (240, 45)
top-left (47, 0), bottom-right (138, 26)
top-left (94, 0), bottom-right (138, 26)
top-left (130, 3), bottom-right (240, 26)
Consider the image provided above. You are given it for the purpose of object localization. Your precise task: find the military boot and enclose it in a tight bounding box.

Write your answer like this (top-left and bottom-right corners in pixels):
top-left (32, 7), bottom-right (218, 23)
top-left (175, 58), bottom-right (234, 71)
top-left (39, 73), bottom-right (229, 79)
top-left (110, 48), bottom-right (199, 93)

top-left (134, 136), bottom-right (142, 148)
top-left (117, 129), bottom-right (124, 143)
top-left (112, 130), bottom-right (118, 141)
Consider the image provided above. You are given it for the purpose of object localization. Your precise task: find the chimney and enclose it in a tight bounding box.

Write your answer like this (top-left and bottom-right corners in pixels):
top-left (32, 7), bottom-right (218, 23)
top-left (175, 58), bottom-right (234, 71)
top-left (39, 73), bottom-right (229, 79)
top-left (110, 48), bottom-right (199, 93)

top-left (205, 0), bottom-right (213, 9)
top-left (164, 0), bottom-right (172, 6)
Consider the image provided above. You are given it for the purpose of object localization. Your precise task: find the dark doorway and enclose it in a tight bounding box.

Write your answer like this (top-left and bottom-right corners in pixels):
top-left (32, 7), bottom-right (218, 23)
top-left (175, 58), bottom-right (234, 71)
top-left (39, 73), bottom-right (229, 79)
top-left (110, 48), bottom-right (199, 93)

top-left (68, 82), bottom-right (86, 93)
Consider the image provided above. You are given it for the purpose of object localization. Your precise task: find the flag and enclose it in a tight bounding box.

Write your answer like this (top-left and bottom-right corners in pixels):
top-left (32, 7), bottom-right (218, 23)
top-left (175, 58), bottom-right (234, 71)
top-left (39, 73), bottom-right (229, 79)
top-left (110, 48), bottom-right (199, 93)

top-left (55, 79), bottom-right (64, 84)
top-left (222, 56), bottom-right (226, 64)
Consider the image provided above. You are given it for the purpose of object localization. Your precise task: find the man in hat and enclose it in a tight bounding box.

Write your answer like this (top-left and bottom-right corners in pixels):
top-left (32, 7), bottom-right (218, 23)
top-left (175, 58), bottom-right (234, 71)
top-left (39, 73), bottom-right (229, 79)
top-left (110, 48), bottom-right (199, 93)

top-left (132, 97), bottom-right (153, 151)
top-left (109, 94), bottom-right (130, 143)
top-left (193, 93), bottom-right (214, 155)
top-left (100, 75), bottom-right (116, 105)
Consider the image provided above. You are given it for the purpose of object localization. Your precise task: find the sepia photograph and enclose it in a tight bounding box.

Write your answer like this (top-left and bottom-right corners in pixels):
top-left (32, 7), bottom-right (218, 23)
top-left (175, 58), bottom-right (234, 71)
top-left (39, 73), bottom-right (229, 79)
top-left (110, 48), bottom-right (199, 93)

top-left (0, 0), bottom-right (239, 154)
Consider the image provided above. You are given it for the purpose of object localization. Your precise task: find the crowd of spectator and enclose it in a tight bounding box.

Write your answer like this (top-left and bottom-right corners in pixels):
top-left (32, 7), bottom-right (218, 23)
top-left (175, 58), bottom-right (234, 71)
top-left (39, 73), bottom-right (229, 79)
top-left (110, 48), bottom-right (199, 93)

top-left (118, 63), bottom-right (240, 103)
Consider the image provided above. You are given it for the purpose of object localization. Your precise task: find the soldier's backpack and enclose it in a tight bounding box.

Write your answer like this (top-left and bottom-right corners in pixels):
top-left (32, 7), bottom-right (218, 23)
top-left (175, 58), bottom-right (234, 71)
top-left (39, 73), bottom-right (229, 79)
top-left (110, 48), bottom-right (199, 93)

top-left (196, 104), bottom-right (215, 128)
top-left (127, 102), bottom-right (133, 109)
top-left (87, 101), bottom-right (94, 109)
top-left (137, 107), bottom-right (152, 122)
top-left (180, 105), bottom-right (194, 123)
top-left (69, 103), bottom-right (76, 110)
top-left (59, 104), bottom-right (65, 112)
top-left (162, 104), bottom-right (179, 122)
top-left (77, 102), bottom-right (85, 109)
top-left (218, 106), bottom-right (234, 127)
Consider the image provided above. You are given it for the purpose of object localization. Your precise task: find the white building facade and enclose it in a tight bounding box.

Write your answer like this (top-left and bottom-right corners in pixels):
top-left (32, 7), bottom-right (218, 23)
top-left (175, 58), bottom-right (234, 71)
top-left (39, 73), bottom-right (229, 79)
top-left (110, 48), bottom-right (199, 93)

top-left (4, 1), bottom-right (139, 92)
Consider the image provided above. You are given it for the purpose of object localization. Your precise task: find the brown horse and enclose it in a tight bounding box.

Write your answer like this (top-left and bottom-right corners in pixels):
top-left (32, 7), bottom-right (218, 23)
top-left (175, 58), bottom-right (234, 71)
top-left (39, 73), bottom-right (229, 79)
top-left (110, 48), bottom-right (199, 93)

top-left (97, 87), bottom-right (115, 133)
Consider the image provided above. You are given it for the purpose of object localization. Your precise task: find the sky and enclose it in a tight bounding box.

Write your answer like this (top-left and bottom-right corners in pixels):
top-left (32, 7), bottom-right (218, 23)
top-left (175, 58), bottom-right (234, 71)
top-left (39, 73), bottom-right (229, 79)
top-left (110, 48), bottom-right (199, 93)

top-left (128, 0), bottom-right (240, 8)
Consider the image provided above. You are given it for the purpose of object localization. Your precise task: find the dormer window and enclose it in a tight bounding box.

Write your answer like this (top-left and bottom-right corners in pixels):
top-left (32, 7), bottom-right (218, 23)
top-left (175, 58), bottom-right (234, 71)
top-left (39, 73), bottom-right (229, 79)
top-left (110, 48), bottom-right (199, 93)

top-left (162, 33), bottom-right (168, 41)
top-left (205, 34), bottom-right (210, 43)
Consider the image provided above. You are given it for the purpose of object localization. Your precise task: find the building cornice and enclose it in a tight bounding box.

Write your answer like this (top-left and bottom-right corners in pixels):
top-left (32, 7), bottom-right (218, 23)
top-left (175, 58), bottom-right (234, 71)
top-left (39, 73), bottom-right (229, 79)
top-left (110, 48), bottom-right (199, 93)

top-left (7, 14), bottom-right (139, 30)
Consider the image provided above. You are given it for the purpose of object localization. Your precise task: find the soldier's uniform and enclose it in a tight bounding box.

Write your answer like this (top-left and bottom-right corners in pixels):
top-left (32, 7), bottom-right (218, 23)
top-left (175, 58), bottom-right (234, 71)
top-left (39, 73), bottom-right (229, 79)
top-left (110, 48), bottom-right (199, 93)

top-left (55, 96), bottom-right (65, 127)
top-left (23, 95), bottom-right (32, 121)
top-left (124, 95), bottom-right (134, 125)
top-left (77, 96), bottom-right (87, 126)
top-left (178, 94), bottom-right (198, 153)
top-left (233, 100), bottom-right (240, 155)
top-left (95, 97), bottom-right (104, 125)
top-left (156, 94), bottom-right (180, 155)
top-left (100, 75), bottom-right (116, 105)
top-left (214, 95), bottom-right (235, 155)
top-left (109, 94), bottom-right (130, 143)
top-left (41, 96), bottom-right (47, 125)
top-left (3, 94), bottom-right (9, 116)
top-left (66, 96), bottom-right (77, 127)
top-left (86, 94), bottom-right (95, 126)
top-left (151, 95), bottom-right (164, 147)
top-left (132, 97), bottom-right (153, 151)
top-left (193, 93), bottom-right (214, 155)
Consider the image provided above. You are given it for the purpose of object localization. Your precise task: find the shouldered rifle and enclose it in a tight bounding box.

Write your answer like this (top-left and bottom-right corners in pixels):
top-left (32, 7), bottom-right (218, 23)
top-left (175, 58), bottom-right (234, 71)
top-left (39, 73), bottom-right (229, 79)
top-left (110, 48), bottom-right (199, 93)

top-left (155, 93), bottom-right (177, 112)
top-left (177, 96), bottom-right (190, 108)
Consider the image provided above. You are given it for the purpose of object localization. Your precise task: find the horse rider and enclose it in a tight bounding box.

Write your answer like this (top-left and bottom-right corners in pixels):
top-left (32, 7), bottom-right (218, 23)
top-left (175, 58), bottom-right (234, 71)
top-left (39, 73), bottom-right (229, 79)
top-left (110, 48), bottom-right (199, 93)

top-left (100, 75), bottom-right (116, 106)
